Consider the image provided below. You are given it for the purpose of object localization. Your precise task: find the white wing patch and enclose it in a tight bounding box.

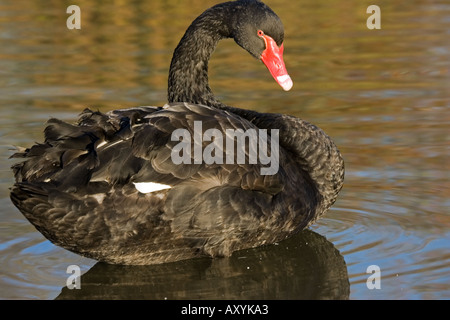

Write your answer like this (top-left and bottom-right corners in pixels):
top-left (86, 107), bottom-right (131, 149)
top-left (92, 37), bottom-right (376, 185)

top-left (133, 182), bottom-right (172, 194)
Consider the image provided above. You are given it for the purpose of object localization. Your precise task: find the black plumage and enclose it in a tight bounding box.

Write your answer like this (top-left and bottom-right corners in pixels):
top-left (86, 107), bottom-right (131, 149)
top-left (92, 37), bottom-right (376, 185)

top-left (10, 0), bottom-right (344, 265)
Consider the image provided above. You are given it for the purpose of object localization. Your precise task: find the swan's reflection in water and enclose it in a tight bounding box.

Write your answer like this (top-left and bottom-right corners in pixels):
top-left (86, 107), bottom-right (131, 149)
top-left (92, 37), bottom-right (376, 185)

top-left (56, 229), bottom-right (349, 300)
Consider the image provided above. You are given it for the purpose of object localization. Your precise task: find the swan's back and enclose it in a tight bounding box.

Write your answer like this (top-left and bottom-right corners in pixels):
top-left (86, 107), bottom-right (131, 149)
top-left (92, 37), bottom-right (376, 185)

top-left (10, 103), bottom-right (324, 265)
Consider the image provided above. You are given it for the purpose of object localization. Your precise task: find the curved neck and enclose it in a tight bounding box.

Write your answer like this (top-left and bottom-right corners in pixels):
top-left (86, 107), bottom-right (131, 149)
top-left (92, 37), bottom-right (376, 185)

top-left (166, 2), bottom-right (344, 214)
top-left (168, 3), bottom-right (232, 107)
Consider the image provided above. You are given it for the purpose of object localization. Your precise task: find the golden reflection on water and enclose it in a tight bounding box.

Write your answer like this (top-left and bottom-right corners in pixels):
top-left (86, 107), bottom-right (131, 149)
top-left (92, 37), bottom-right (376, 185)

top-left (0, 0), bottom-right (449, 299)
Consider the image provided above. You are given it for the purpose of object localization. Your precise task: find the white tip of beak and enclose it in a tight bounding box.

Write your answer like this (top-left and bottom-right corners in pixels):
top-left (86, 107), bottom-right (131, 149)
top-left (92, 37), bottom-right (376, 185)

top-left (277, 75), bottom-right (293, 91)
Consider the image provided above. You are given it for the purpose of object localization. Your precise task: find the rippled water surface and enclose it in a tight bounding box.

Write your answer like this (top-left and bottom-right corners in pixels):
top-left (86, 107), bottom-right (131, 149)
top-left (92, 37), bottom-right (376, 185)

top-left (1, 0), bottom-right (449, 300)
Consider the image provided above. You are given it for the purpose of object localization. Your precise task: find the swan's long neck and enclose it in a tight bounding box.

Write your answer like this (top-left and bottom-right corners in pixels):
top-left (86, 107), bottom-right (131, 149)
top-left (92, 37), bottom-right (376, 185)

top-left (168, 4), bottom-right (231, 108)
top-left (167, 3), bottom-right (344, 215)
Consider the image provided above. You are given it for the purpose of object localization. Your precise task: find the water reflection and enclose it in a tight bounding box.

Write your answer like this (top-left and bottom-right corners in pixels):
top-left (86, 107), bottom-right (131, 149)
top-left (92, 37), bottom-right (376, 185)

top-left (56, 229), bottom-right (349, 300)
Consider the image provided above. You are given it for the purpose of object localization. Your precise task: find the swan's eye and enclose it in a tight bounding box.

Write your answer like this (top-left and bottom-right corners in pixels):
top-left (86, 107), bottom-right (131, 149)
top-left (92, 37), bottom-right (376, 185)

top-left (257, 30), bottom-right (264, 37)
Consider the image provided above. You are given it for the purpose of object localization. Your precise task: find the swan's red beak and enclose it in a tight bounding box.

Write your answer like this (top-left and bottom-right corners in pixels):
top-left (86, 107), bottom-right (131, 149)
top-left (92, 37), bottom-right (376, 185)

top-left (260, 35), bottom-right (293, 91)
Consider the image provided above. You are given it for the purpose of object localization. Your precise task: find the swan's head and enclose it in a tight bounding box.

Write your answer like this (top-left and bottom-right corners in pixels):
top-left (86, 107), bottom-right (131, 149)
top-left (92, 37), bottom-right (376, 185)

top-left (231, 0), bottom-right (293, 91)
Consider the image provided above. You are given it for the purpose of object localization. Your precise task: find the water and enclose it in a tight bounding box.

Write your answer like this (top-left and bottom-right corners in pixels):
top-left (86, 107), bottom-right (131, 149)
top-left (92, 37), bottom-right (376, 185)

top-left (0, 0), bottom-right (449, 300)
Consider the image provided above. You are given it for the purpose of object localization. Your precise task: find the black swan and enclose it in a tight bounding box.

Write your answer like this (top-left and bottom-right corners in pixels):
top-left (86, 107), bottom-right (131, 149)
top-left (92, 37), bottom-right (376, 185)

top-left (10, 0), bottom-right (344, 265)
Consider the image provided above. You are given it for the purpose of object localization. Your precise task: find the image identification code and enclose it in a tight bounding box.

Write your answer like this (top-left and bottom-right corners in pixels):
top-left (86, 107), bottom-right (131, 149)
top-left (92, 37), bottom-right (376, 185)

top-left (181, 304), bottom-right (269, 317)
